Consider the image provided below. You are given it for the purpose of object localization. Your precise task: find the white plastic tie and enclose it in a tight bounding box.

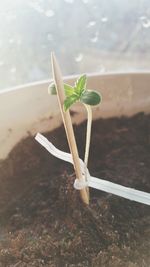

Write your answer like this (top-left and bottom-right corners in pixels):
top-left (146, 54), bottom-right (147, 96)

top-left (35, 133), bottom-right (150, 206)
top-left (74, 178), bottom-right (89, 190)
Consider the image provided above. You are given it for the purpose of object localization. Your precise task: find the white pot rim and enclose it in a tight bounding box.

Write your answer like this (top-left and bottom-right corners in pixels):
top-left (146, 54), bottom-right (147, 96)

top-left (0, 71), bottom-right (150, 159)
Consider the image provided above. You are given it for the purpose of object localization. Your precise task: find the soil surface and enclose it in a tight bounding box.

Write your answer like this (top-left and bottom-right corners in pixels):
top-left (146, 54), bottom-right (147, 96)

top-left (0, 112), bottom-right (150, 267)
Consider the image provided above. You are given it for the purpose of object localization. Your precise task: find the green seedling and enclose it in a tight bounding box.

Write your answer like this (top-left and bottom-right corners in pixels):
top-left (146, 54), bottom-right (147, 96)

top-left (48, 74), bottom-right (101, 168)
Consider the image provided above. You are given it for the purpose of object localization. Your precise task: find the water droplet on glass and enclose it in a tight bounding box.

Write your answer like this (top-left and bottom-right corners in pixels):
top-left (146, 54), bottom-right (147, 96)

top-left (87, 21), bottom-right (96, 28)
top-left (47, 33), bottom-right (53, 41)
top-left (0, 61), bottom-right (4, 67)
top-left (99, 65), bottom-right (106, 73)
top-left (96, 64), bottom-right (105, 73)
top-left (29, 2), bottom-right (44, 13)
top-left (90, 36), bottom-right (98, 43)
top-left (140, 16), bottom-right (150, 28)
top-left (93, 5), bottom-right (97, 10)
top-left (75, 53), bottom-right (83, 62)
top-left (101, 17), bottom-right (108, 23)
top-left (10, 67), bottom-right (16, 73)
top-left (45, 10), bottom-right (55, 17)
top-left (90, 31), bottom-right (99, 43)
top-left (9, 38), bottom-right (14, 44)
top-left (64, 0), bottom-right (74, 3)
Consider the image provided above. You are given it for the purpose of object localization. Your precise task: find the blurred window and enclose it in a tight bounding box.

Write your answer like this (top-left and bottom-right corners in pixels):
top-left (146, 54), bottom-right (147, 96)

top-left (0, 0), bottom-right (150, 90)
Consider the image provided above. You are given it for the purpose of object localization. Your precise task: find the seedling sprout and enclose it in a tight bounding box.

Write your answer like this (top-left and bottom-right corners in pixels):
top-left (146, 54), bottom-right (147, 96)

top-left (48, 75), bottom-right (101, 201)
top-left (48, 74), bottom-right (101, 166)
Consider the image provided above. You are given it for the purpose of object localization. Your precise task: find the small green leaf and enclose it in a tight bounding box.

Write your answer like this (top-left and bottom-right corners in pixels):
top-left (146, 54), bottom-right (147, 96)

top-left (80, 90), bottom-right (101, 106)
top-left (64, 94), bottom-right (79, 111)
top-left (75, 74), bottom-right (87, 95)
top-left (48, 83), bottom-right (74, 97)
top-left (64, 83), bottom-right (74, 97)
top-left (48, 83), bottom-right (56, 95)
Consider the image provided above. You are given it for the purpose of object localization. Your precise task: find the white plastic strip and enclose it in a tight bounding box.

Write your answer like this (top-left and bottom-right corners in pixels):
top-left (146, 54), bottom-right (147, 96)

top-left (35, 133), bottom-right (86, 174)
top-left (35, 133), bottom-right (150, 205)
top-left (89, 177), bottom-right (150, 205)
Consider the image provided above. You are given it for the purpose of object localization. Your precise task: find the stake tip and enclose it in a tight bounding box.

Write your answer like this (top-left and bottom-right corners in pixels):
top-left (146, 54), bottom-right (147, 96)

top-left (51, 51), bottom-right (56, 64)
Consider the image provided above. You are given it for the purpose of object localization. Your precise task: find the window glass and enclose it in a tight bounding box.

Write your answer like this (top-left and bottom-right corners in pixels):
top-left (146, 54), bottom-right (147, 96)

top-left (0, 0), bottom-right (150, 90)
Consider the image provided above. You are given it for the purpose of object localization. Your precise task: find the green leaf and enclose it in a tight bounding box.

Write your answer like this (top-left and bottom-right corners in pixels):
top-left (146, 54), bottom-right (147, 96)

top-left (64, 94), bottom-right (79, 111)
top-left (64, 83), bottom-right (74, 97)
top-left (48, 83), bottom-right (74, 97)
top-left (48, 83), bottom-right (56, 95)
top-left (75, 74), bottom-right (87, 95)
top-left (80, 90), bottom-right (101, 106)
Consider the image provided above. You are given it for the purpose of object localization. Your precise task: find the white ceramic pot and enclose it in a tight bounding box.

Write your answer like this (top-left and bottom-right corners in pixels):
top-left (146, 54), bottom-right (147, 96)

top-left (0, 72), bottom-right (150, 160)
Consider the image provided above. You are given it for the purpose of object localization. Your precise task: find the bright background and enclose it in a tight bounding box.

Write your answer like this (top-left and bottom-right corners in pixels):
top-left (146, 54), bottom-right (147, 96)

top-left (0, 0), bottom-right (150, 90)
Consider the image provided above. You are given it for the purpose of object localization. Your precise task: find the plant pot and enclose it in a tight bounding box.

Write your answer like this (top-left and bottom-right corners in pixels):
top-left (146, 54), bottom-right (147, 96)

top-left (0, 72), bottom-right (150, 267)
top-left (1, 72), bottom-right (150, 160)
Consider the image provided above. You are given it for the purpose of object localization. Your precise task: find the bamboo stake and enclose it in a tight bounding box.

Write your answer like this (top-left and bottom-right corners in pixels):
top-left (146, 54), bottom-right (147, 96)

top-left (51, 52), bottom-right (89, 205)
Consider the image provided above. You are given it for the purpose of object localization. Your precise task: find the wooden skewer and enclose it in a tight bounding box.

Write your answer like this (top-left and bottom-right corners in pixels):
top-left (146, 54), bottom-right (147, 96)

top-left (51, 52), bottom-right (89, 205)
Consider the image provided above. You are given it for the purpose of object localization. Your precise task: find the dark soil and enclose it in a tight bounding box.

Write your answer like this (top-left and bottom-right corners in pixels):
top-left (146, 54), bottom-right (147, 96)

top-left (0, 112), bottom-right (150, 267)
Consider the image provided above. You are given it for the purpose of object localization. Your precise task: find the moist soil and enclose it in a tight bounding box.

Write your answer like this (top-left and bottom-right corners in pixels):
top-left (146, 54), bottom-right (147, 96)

top-left (0, 112), bottom-right (150, 267)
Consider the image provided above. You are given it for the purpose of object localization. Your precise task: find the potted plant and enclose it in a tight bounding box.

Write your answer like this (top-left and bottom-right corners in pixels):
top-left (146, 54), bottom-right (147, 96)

top-left (0, 55), bottom-right (150, 266)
